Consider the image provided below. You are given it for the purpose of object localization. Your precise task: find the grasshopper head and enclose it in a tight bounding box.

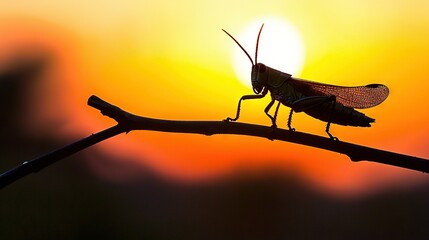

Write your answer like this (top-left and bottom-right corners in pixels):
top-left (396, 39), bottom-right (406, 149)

top-left (251, 63), bottom-right (268, 94)
top-left (223, 23), bottom-right (265, 94)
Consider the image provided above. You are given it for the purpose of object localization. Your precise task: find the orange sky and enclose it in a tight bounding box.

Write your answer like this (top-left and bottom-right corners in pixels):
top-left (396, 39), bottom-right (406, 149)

top-left (1, 1), bottom-right (429, 196)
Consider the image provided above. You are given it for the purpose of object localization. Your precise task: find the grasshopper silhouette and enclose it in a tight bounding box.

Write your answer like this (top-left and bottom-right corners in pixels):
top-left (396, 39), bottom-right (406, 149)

top-left (223, 24), bottom-right (389, 140)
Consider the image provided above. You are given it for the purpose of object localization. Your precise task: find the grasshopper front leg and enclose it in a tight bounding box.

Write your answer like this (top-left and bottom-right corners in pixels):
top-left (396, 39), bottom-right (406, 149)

top-left (225, 88), bottom-right (268, 122)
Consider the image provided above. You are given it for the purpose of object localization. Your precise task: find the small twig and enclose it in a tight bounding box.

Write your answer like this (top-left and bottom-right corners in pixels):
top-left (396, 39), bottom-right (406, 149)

top-left (0, 125), bottom-right (125, 189)
top-left (1, 95), bottom-right (428, 189)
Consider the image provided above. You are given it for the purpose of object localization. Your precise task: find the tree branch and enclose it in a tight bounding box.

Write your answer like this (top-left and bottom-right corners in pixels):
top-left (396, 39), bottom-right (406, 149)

top-left (1, 95), bottom-right (428, 189)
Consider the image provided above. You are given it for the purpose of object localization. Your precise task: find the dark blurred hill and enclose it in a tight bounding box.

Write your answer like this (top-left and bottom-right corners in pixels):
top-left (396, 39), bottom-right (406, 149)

top-left (1, 56), bottom-right (429, 240)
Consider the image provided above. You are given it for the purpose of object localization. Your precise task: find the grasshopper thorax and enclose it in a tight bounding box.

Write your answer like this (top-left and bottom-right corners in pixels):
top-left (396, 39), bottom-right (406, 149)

top-left (251, 63), bottom-right (268, 94)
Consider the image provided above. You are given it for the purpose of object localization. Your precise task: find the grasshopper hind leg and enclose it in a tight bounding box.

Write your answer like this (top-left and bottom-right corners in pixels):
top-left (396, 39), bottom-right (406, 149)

top-left (287, 109), bottom-right (296, 132)
top-left (325, 95), bottom-right (339, 141)
top-left (290, 95), bottom-right (339, 140)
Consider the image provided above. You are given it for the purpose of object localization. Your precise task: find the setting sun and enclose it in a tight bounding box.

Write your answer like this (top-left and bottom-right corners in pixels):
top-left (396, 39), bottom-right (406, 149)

top-left (230, 17), bottom-right (306, 88)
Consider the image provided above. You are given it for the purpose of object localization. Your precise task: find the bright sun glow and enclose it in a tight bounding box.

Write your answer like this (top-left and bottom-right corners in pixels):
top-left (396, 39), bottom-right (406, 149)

top-left (232, 17), bottom-right (306, 88)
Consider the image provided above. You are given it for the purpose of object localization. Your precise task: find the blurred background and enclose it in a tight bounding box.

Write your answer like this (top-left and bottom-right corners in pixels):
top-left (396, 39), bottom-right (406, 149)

top-left (1, 1), bottom-right (429, 239)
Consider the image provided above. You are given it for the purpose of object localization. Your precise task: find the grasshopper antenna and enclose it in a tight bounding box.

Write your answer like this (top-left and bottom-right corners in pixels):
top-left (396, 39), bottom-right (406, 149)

top-left (255, 23), bottom-right (264, 65)
top-left (222, 29), bottom-right (254, 66)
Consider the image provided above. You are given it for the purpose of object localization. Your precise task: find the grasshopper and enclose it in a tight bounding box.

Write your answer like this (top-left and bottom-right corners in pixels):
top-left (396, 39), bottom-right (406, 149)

top-left (223, 24), bottom-right (389, 140)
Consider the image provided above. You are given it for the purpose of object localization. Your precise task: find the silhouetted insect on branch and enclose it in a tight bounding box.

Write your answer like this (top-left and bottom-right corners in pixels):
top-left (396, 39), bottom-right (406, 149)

top-left (1, 95), bottom-right (428, 190)
top-left (2, 26), bottom-right (425, 191)
top-left (222, 24), bottom-right (389, 140)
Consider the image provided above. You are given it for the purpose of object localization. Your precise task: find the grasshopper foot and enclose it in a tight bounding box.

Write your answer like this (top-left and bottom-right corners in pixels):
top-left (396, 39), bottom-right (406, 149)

top-left (326, 131), bottom-right (339, 141)
top-left (326, 121), bottom-right (339, 141)
top-left (268, 125), bottom-right (277, 141)
top-left (224, 117), bottom-right (236, 122)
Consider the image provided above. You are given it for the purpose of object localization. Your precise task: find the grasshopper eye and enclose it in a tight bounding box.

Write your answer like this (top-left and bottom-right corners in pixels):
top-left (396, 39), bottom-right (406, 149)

top-left (258, 64), bottom-right (266, 73)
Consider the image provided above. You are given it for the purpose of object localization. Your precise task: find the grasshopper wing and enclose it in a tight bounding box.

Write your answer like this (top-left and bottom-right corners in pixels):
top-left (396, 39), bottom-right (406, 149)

top-left (289, 77), bottom-right (389, 109)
